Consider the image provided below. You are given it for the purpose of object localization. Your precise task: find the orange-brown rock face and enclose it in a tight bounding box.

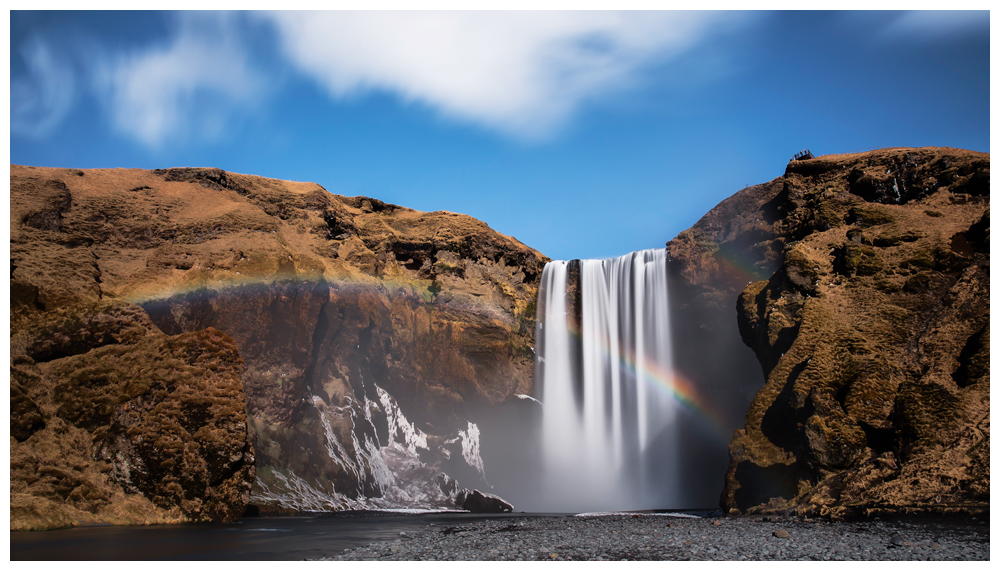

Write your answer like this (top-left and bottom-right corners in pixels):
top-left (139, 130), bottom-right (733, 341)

top-left (9, 165), bottom-right (546, 525)
top-left (670, 148), bottom-right (989, 518)
top-left (10, 300), bottom-right (254, 530)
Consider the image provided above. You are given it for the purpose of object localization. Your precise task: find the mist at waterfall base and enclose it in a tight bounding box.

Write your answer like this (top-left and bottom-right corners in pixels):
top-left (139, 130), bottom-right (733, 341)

top-left (486, 249), bottom-right (756, 513)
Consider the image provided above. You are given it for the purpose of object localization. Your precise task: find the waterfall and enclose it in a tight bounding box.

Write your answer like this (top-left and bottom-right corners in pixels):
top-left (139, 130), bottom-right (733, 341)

top-left (535, 249), bottom-right (677, 512)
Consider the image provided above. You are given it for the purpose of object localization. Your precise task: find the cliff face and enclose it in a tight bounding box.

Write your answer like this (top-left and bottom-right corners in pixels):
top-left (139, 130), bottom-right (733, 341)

top-left (669, 147), bottom-right (989, 517)
top-left (10, 299), bottom-right (254, 531)
top-left (9, 165), bottom-right (546, 528)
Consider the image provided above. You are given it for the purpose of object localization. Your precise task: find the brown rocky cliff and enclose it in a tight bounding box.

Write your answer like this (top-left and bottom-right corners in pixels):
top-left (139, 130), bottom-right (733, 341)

top-left (9, 165), bottom-right (546, 524)
top-left (670, 147), bottom-right (989, 517)
top-left (10, 300), bottom-right (254, 530)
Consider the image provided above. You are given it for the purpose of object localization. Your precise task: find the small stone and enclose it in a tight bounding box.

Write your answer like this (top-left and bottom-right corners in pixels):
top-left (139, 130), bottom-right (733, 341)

top-left (773, 529), bottom-right (790, 538)
top-left (550, 553), bottom-right (558, 559)
top-left (712, 520), bottom-right (723, 526)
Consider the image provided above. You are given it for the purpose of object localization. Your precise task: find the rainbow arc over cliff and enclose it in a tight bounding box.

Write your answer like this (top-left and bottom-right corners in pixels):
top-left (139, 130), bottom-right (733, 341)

top-left (120, 268), bottom-right (428, 306)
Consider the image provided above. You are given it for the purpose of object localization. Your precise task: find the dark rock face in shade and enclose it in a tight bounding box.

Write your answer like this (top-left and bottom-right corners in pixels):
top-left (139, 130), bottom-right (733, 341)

top-left (668, 147), bottom-right (989, 518)
top-left (10, 165), bottom-right (541, 529)
top-left (458, 489), bottom-right (514, 513)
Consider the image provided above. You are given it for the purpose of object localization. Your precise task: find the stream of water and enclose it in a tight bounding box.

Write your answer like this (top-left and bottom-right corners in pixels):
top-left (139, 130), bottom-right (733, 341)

top-left (536, 249), bottom-right (678, 512)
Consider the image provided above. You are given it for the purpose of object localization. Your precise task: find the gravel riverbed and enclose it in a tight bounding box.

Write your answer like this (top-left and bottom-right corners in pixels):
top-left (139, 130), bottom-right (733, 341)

top-left (327, 513), bottom-right (989, 561)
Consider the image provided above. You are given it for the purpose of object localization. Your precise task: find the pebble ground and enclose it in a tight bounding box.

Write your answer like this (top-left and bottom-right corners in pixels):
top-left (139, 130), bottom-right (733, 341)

top-left (327, 513), bottom-right (989, 561)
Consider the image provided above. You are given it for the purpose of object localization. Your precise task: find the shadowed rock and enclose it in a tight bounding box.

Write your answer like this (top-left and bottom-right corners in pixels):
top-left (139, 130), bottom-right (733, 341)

top-left (458, 489), bottom-right (514, 513)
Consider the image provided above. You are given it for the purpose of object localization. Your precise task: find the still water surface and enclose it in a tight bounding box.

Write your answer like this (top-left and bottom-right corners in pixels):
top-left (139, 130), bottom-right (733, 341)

top-left (11, 512), bottom-right (562, 560)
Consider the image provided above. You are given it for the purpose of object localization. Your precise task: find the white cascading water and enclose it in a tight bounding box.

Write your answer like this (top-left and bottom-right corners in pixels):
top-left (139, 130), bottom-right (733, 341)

top-left (535, 249), bottom-right (677, 512)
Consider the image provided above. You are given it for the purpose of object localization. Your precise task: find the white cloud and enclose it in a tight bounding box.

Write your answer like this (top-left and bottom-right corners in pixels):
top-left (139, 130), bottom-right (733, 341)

top-left (12, 11), bottom-right (752, 146)
top-left (11, 37), bottom-right (76, 138)
top-left (92, 12), bottom-right (267, 148)
top-left (879, 10), bottom-right (988, 41)
top-left (260, 11), bottom-right (742, 140)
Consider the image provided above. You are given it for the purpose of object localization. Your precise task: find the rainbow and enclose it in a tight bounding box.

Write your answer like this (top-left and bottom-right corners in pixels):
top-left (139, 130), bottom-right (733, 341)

top-left (559, 318), bottom-right (734, 444)
top-left (628, 349), bottom-right (734, 444)
top-left (122, 267), bottom-right (735, 444)
top-left (119, 269), bottom-right (420, 306)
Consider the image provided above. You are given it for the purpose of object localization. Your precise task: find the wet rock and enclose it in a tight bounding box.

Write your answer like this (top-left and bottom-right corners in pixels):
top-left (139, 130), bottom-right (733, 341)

top-left (459, 489), bottom-right (514, 513)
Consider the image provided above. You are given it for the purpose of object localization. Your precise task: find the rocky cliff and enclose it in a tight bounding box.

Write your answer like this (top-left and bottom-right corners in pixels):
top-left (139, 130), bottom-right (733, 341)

top-left (10, 165), bottom-right (546, 529)
top-left (668, 147), bottom-right (989, 518)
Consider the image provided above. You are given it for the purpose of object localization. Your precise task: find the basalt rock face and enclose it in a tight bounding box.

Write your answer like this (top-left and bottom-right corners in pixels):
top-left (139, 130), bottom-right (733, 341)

top-left (670, 148), bottom-right (989, 518)
top-left (9, 165), bottom-right (544, 525)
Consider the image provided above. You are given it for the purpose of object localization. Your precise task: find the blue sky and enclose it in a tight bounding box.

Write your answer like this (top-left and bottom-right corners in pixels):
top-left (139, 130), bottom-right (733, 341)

top-left (10, 9), bottom-right (990, 261)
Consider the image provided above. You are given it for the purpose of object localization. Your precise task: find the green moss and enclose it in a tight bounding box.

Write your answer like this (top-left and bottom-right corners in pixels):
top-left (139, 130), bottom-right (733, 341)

top-left (784, 248), bottom-right (819, 287)
top-left (522, 295), bottom-right (537, 320)
top-left (847, 206), bottom-right (894, 228)
top-left (836, 244), bottom-right (884, 277)
top-left (901, 248), bottom-right (936, 271)
top-left (812, 202), bottom-right (845, 231)
top-left (874, 277), bottom-right (901, 292)
top-left (873, 230), bottom-right (924, 247)
top-left (123, 379), bottom-right (151, 399)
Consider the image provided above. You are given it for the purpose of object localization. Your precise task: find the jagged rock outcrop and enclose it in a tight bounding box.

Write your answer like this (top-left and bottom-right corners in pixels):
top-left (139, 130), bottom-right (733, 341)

top-left (669, 147), bottom-right (989, 518)
top-left (10, 165), bottom-right (542, 527)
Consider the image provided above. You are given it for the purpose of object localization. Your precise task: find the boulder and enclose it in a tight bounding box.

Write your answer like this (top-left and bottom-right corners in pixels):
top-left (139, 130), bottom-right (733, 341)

top-left (458, 489), bottom-right (514, 513)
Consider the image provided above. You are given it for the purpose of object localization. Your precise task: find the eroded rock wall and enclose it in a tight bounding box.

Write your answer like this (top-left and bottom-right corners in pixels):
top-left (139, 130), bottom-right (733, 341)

top-left (9, 165), bottom-right (546, 525)
top-left (669, 148), bottom-right (989, 517)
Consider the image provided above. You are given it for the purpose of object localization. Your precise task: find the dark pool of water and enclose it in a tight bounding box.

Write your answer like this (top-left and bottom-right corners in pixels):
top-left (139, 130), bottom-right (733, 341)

top-left (10, 512), bottom-right (571, 561)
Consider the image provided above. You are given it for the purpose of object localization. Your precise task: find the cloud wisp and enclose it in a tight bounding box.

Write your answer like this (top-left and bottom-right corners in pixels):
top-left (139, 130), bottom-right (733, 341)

top-left (90, 12), bottom-right (267, 148)
top-left (877, 10), bottom-right (989, 42)
top-left (11, 36), bottom-right (76, 139)
top-left (261, 11), bottom-right (743, 140)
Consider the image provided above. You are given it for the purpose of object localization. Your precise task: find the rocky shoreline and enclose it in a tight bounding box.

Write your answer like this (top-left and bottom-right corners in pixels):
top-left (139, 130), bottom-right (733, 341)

top-left (326, 513), bottom-right (989, 561)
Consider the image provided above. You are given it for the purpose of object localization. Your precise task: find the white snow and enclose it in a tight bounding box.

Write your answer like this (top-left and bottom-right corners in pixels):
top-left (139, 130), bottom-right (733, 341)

top-left (377, 384), bottom-right (428, 455)
top-left (458, 421), bottom-right (487, 481)
top-left (261, 385), bottom-right (499, 512)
